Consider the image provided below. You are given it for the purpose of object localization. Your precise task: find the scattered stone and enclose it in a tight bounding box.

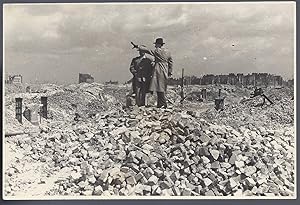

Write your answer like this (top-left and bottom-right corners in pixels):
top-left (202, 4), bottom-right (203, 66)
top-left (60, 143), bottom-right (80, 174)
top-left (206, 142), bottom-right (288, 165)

top-left (126, 176), bottom-right (136, 185)
top-left (228, 178), bottom-right (238, 189)
top-left (235, 161), bottom-right (245, 168)
top-left (88, 175), bottom-right (96, 184)
top-left (245, 177), bottom-right (256, 188)
top-left (211, 161), bottom-right (220, 169)
top-left (205, 190), bottom-right (215, 196)
top-left (172, 187), bottom-right (181, 196)
top-left (94, 185), bottom-right (103, 195)
top-left (210, 149), bottom-right (220, 160)
top-left (244, 166), bottom-right (257, 177)
top-left (134, 184), bottom-right (144, 195)
top-left (182, 188), bottom-right (192, 196)
top-left (199, 134), bottom-right (211, 143)
top-left (4, 88), bottom-right (294, 197)
top-left (143, 185), bottom-right (152, 193)
top-left (203, 178), bottom-right (212, 187)
top-left (144, 167), bottom-right (154, 179)
top-left (229, 153), bottom-right (238, 164)
top-left (70, 171), bottom-right (82, 180)
top-left (148, 175), bottom-right (159, 186)
top-left (198, 147), bottom-right (210, 156)
top-left (152, 185), bottom-right (162, 195)
top-left (134, 172), bottom-right (145, 182)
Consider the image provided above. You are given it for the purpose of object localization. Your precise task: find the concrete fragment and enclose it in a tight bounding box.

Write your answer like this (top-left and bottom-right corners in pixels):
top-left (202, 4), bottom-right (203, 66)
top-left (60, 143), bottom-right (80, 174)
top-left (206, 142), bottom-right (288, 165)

top-left (229, 153), bottom-right (238, 164)
top-left (134, 172), bottom-right (145, 182)
top-left (205, 190), bottom-right (215, 196)
top-left (199, 134), bottom-right (211, 143)
top-left (203, 178), bottom-right (212, 187)
top-left (94, 185), bottom-right (103, 195)
top-left (164, 128), bottom-right (172, 136)
top-left (126, 176), bottom-right (136, 185)
top-left (194, 185), bottom-right (203, 194)
top-left (228, 178), bottom-right (238, 189)
top-left (134, 184), bottom-right (144, 195)
top-left (177, 135), bottom-right (185, 143)
top-left (99, 170), bottom-right (109, 182)
top-left (159, 181), bottom-right (172, 189)
top-left (143, 185), bottom-right (152, 193)
top-left (70, 171), bottom-right (82, 180)
top-left (148, 175), bottom-right (159, 186)
top-left (182, 188), bottom-right (192, 196)
top-left (211, 161), bottom-right (220, 169)
top-left (161, 188), bottom-right (173, 196)
top-left (144, 167), bottom-right (154, 179)
top-left (198, 147), bottom-right (210, 156)
top-left (78, 180), bottom-right (89, 189)
top-left (88, 175), bottom-right (96, 184)
top-left (210, 149), bottom-right (220, 160)
top-left (235, 161), bottom-right (245, 168)
top-left (159, 132), bottom-right (170, 144)
top-left (154, 169), bottom-right (164, 178)
top-left (244, 166), bottom-right (257, 177)
top-left (172, 186), bottom-right (181, 196)
top-left (151, 185), bottom-right (161, 195)
top-left (221, 162), bottom-right (231, 169)
top-left (245, 177), bottom-right (256, 188)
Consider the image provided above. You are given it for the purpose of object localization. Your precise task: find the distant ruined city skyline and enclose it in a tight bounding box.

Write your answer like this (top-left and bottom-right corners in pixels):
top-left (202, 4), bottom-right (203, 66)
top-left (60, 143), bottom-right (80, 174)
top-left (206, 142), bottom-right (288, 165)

top-left (5, 71), bottom-right (294, 85)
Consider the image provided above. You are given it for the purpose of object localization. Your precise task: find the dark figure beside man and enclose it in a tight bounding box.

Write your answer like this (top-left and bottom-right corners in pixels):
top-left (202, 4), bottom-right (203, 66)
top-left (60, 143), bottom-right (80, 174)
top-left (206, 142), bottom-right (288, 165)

top-left (137, 38), bottom-right (173, 108)
top-left (129, 46), bottom-right (153, 106)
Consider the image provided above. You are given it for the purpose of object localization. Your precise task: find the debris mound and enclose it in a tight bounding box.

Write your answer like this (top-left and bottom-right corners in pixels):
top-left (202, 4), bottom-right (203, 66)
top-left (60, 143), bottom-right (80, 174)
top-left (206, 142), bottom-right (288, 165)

top-left (4, 83), bottom-right (295, 197)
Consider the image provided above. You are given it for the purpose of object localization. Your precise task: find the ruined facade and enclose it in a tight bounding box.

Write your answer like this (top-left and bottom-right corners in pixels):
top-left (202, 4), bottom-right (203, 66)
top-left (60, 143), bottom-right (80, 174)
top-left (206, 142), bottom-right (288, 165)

top-left (5, 75), bottom-right (23, 84)
top-left (200, 73), bottom-right (284, 87)
top-left (105, 80), bottom-right (119, 85)
top-left (79, 73), bottom-right (94, 83)
top-left (169, 73), bottom-right (288, 87)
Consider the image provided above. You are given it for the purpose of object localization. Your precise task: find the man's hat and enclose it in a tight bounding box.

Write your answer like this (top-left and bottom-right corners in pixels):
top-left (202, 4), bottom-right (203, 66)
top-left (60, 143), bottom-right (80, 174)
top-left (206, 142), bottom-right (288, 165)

top-left (154, 38), bottom-right (165, 45)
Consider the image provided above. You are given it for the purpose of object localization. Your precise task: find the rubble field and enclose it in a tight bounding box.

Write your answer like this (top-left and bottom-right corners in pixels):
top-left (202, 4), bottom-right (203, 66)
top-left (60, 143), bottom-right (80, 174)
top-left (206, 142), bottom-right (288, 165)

top-left (4, 83), bottom-right (295, 197)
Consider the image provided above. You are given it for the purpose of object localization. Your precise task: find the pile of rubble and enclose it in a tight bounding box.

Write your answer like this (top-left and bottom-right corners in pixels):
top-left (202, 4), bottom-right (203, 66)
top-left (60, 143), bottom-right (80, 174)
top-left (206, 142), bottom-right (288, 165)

top-left (48, 83), bottom-right (126, 120)
top-left (4, 83), bottom-right (127, 133)
top-left (5, 83), bottom-right (26, 94)
top-left (5, 106), bottom-right (295, 197)
top-left (200, 87), bottom-right (294, 130)
top-left (4, 83), bottom-right (295, 197)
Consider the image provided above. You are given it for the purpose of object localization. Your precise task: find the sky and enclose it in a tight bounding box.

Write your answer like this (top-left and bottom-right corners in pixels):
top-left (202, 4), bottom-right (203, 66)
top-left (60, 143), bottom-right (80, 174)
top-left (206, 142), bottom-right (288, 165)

top-left (4, 2), bottom-right (295, 84)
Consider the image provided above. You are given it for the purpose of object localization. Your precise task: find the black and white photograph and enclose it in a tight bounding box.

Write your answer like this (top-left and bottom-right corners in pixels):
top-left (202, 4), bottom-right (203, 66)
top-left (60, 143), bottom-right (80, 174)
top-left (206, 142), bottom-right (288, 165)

top-left (3, 2), bottom-right (296, 199)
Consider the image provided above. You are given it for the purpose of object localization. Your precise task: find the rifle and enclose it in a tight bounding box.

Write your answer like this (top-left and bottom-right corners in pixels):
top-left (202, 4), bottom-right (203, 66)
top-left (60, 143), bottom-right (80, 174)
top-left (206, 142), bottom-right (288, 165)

top-left (131, 42), bottom-right (139, 49)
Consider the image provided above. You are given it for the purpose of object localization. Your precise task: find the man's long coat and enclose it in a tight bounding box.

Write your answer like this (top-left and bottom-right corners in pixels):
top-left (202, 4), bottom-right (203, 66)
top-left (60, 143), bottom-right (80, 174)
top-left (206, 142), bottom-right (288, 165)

top-left (139, 47), bottom-right (173, 93)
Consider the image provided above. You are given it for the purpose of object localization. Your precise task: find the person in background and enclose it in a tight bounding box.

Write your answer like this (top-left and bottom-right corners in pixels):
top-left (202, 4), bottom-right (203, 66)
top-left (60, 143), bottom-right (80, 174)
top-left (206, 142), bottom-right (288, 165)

top-left (137, 38), bottom-right (173, 108)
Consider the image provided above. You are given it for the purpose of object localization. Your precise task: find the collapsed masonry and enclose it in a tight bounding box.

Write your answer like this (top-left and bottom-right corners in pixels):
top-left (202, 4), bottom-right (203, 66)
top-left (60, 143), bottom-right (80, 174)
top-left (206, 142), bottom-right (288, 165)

top-left (5, 107), bottom-right (295, 197)
top-left (4, 83), bottom-right (295, 197)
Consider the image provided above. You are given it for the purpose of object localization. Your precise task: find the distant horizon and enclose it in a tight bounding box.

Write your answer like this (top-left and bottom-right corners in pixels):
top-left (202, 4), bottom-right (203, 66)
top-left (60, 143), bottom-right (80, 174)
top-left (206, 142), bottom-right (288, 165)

top-left (4, 71), bottom-right (294, 85)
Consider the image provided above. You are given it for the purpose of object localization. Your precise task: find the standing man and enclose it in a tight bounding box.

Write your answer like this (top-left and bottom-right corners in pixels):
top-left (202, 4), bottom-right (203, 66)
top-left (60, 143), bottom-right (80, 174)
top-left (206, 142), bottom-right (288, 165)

top-left (137, 38), bottom-right (173, 108)
top-left (129, 46), bottom-right (153, 106)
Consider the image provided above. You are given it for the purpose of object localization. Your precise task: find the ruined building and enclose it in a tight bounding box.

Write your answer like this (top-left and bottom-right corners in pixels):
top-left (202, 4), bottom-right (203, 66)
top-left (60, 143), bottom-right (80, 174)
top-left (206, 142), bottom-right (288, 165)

top-left (5, 75), bottom-right (23, 84)
top-left (79, 73), bottom-right (94, 83)
top-left (105, 80), bottom-right (119, 85)
top-left (169, 73), bottom-right (287, 87)
top-left (201, 73), bottom-right (284, 87)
